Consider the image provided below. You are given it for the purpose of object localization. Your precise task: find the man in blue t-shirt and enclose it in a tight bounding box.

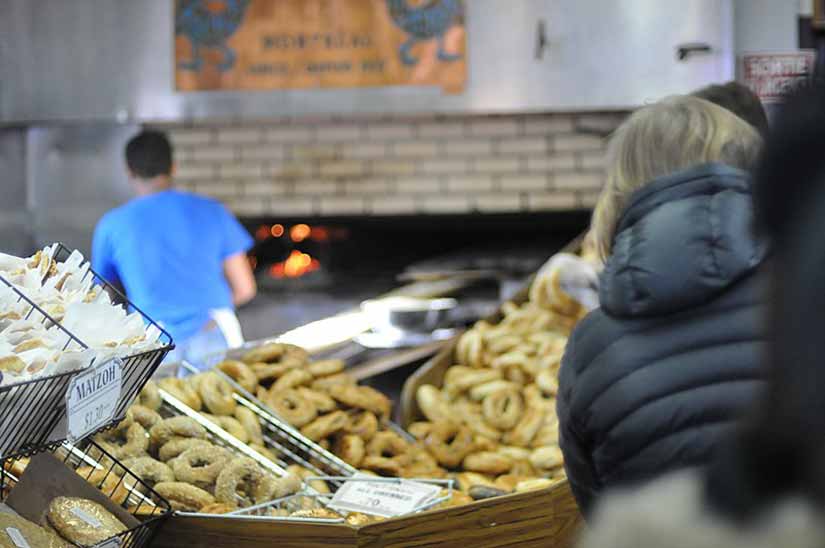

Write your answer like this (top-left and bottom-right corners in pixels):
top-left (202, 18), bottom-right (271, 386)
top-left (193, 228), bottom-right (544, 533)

top-left (92, 130), bottom-right (257, 367)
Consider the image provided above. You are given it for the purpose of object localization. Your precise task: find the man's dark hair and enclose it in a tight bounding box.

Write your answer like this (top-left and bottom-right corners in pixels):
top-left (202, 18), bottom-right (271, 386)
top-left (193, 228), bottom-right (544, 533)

top-left (693, 81), bottom-right (770, 137)
top-left (125, 130), bottom-right (173, 179)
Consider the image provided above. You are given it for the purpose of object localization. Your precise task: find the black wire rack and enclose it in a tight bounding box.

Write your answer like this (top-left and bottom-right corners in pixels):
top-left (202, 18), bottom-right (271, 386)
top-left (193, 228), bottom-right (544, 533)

top-left (0, 244), bottom-right (174, 459)
top-left (0, 441), bottom-right (172, 548)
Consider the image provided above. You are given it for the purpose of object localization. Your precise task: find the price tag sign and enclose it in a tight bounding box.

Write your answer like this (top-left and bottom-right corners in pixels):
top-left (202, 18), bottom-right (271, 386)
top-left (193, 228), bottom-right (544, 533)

top-left (65, 358), bottom-right (123, 444)
top-left (328, 473), bottom-right (442, 518)
top-left (4, 527), bottom-right (31, 548)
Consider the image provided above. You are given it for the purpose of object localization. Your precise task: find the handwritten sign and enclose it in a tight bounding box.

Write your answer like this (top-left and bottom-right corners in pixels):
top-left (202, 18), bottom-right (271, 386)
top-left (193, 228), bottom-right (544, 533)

top-left (328, 474), bottom-right (442, 517)
top-left (65, 358), bottom-right (123, 444)
top-left (174, 0), bottom-right (467, 93)
top-left (741, 51), bottom-right (815, 103)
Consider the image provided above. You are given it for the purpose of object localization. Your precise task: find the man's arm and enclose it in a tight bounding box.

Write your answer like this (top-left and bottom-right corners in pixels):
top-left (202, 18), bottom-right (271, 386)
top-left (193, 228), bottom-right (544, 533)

top-left (223, 252), bottom-right (257, 306)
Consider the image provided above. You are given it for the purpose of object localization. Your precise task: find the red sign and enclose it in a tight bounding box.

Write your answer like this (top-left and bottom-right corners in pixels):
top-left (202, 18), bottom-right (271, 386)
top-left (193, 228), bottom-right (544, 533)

top-left (741, 51), bottom-right (816, 103)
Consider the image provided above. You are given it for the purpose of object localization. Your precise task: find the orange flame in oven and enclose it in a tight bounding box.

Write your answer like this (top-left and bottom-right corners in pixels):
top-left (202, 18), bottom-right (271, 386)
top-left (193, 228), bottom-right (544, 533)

top-left (269, 250), bottom-right (321, 279)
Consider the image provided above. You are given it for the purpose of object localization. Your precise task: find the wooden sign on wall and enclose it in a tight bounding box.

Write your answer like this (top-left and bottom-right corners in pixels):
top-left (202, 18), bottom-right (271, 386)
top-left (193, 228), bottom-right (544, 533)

top-left (174, 0), bottom-right (467, 94)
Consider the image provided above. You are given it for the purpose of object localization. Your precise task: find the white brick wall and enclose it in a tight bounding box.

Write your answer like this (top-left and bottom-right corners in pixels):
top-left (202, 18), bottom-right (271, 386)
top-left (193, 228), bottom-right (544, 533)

top-left (157, 111), bottom-right (625, 217)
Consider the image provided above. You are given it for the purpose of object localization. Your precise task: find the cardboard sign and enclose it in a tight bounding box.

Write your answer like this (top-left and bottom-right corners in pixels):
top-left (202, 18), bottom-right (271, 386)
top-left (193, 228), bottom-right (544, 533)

top-left (741, 51), bottom-right (816, 103)
top-left (328, 474), bottom-right (442, 518)
top-left (174, 0), bottom-right (467, 93)
top-left (65, 358), bottom-right (123, 444)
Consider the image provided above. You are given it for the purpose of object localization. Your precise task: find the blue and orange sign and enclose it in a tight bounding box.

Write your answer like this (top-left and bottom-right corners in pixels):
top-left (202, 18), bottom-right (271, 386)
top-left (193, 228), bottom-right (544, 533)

top-left (174, 0), bottom-right (467, 93)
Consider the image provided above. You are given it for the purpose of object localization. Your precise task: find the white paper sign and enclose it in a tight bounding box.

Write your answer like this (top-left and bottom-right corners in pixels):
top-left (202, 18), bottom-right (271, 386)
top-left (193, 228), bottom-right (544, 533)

top-left (70, 506), bottom-right (103, 528)
top-left (4, 527), bottom-right (31, 548)
top-left (328, 474), bottom-right (442, 518)
top-left (65, 358), bottom-right (123, 443)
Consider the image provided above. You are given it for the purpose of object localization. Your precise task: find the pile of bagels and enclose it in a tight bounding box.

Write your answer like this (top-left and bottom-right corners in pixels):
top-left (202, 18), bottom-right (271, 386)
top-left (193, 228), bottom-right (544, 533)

top-left (412, 256), bottom-right (591, 498)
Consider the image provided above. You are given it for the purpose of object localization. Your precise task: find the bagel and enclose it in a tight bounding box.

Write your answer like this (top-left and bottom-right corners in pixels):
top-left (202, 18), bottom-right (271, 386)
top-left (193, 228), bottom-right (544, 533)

top-left (454, 472), bottom-right (497, 492)
top-left (287, 464), bottom-right (330, 494)
top-left (515, 478), bottom-right (558, 492)
top-left (212, 415), bottom-right (250, 443)
top-left (267, 389), bottom-right (317, 427)
top-left (255, 473), bottom-right (302, 501)
top-left (158, 377), bottom-right (202, 410)
top-left (300, 410), bottom-right (350, 441)
top-left (482, 389), bottom-right (524, 430)
top-left (535, 369), bottom-right (559, 396)
top-left (272, 369), bottom-right (313, 392)
top-left (216, 360), bottom-right (258, 393)
top-left (171, 446), bottom-right (233, 489)
top-left (310, 372), bottom-right (357, 392)
top-left (46, 497), bottom-right (126, 546)
top-left (234, 406), bottom-right (264, 446)
top-left (510, 459), bottom-right (539, 477)
top-left (444, 366), bottom-right (502, 398)
top-left (137, 381), bottom-right (162, 411)
top-left (198, 372), bottom-right (237, 415)
top-left (149, 416), bottom-right (207, 448)
top-left (456, 330), bottom-right (484, 368)
top-left (344, 411), bottom-right (379, 442)
top-left (328, 385), bottom-right (391, 418)
top-left (75, 466), bottom-right (133, 505)
top-left (251, 362), bottom-right (298, 384)
top-left (214, 458), bottom-right (266, 506)
top-left (155, 482), bottom-right (215, 512)
top-left (502, 405), bottom-right (545, 447)
top-left (360, 456), bottom-right (406, 477)
top-left (130, 404), bottom-right (162, 429)
top-left (423, 421), bottom-right (474, 468)
top-left (462, 451), bottom-right (513, 475)
top-left (496, 445), bottom-right (532, 462)
top-left (530, 419), bottom-right (560, 448)
top-left (334, 434), bottom-right (366, 467)
top-left (453, 399), bottom-right (502, 441)
top-left (468, 380), bottom-right (519, 402)
top-left (158, 438), bottom-right (213, 462)
top-left (96, 421), bottom-right (148, 460)
top-left (122, 456), bottom-right (174, 487)
top-left (295, 387), bottom-right (338, 413)
top-left (242, 343), bottom-right (308, 365)
top-left (494, 474), bottom-right (525, 492)
top-left (415, 385), bottom-right (451, 423)
top-left (529, 445), bottom-right (564, 470)
top-left (307, 359), bottom-right (345, 378)
top-left (407, 421), bottom-right (433, 440)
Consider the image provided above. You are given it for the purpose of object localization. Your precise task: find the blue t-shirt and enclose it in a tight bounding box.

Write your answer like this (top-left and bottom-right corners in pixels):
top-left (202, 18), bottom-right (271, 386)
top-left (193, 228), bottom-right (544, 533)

top-left (92, 189), bottom-right (253, 343)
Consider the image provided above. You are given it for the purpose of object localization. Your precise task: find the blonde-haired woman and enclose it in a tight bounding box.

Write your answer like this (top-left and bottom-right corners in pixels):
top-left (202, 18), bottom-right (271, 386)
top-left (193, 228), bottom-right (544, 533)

top-left (557, 95), bottom-right (767, 518)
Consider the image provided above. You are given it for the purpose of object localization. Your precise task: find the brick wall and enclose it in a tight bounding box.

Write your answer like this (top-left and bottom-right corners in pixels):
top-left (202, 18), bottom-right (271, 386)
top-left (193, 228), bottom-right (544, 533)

top-left (159, 112), bottom-right (625, 218)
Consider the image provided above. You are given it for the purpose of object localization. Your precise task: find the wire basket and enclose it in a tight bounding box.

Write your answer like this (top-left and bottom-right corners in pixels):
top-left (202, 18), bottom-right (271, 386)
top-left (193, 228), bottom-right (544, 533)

top-left (0, 441), bottom-right (171, 548)
top-left (0, 244), bottom-right (173, 459)
top-left (176, 361), bottom-right (355, 483)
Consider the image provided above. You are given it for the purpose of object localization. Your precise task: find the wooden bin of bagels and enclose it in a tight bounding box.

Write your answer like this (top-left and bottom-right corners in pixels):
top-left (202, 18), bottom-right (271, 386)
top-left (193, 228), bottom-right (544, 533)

top-left (394, 233), bottom-right (593, 548)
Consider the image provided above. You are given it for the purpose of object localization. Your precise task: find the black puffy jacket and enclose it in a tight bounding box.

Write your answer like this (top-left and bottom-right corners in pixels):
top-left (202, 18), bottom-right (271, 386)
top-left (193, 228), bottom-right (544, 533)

top-left (557, 163), bottom-right (768, 518)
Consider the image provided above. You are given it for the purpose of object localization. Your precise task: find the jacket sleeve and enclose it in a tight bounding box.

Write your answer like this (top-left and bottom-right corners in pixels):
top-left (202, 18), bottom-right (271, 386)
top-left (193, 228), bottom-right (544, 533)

top-left (557, 325), bottom-right (603, 520)
top-left (558, 410), bottom-right (600, 519)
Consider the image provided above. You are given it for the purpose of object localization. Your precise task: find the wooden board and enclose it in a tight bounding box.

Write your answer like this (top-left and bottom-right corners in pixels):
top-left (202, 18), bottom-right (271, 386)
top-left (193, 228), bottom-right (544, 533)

top-left (153, 481), bottom-right (580, 548)
top-left (358, 481), bottom-right (580, 548)
top-left (153, 516), bottom-right (358, 548)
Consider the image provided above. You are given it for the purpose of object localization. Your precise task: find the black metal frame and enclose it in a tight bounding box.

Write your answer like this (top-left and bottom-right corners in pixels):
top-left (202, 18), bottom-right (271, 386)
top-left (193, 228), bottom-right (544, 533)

top-left (0, 441), bottom-right (172, 548)
top-left (0, 244), bottom-right (174, 459)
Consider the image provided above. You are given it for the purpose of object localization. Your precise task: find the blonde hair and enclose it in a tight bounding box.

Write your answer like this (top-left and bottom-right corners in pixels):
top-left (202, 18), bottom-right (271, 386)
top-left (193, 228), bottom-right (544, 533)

top-left (592, 95), bottom-right (762, 259)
